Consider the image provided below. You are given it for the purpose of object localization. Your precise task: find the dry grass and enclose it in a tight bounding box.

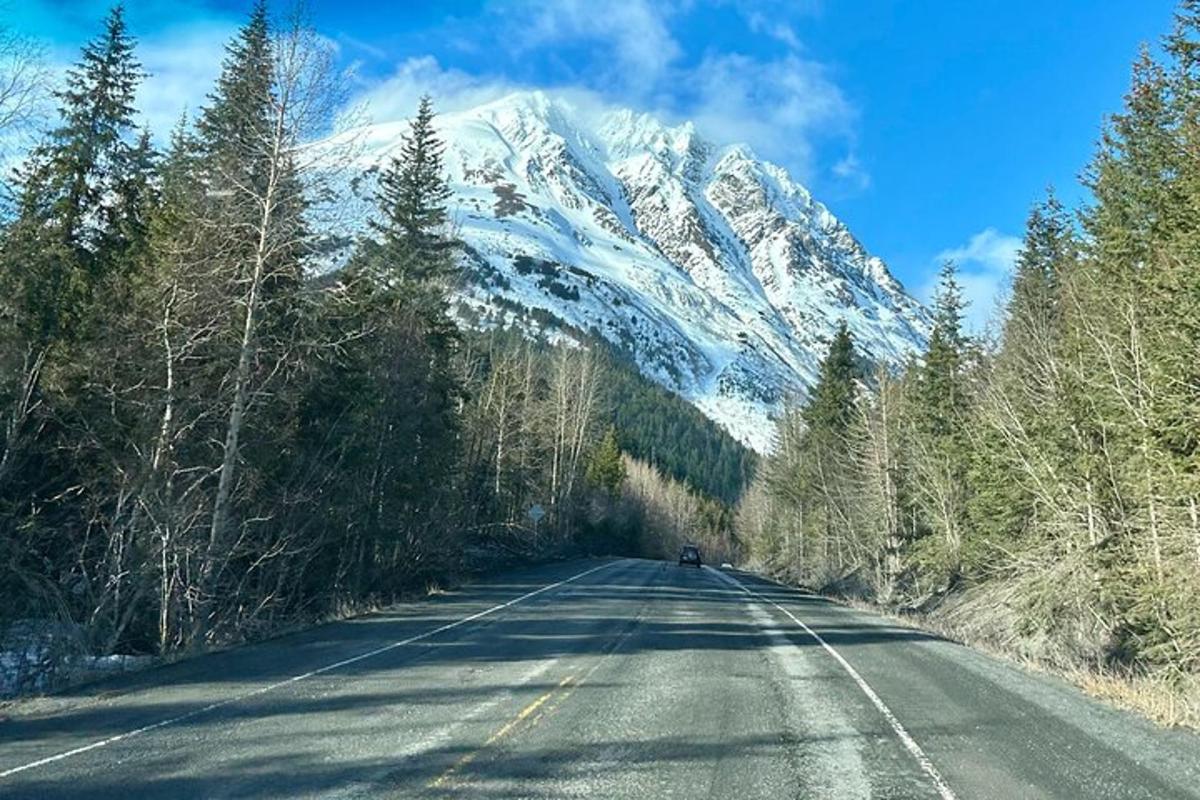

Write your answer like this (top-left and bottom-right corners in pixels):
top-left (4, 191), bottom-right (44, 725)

top-left (1068, 669), bottom-right (1200, 729)
top-left (811, 586), bottom-right (1200, 731)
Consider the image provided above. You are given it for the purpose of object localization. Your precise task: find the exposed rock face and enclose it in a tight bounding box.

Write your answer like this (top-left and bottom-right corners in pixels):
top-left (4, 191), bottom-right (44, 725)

top-left (346, 92), bottom-right (929, 452)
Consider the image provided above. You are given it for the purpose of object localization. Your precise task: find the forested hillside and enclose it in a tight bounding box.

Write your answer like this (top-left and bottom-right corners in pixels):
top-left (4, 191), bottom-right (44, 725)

top-left (739, 3), bottom-right (1200, 726)
top-left (600, 353), bottom-right (756, 505)
top-left (0, 5), bottom-right (737, 695)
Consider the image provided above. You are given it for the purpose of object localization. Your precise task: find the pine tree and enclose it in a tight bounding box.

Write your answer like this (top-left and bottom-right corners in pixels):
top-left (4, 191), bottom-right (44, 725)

top-left (910, 261), bottom-right (972, 571)
top-left (308, 95), bottom-right (464, 593)
top-left (187, 2), bottom-right (322, 643)
top-left (966, 194), bottom-right (1080, 569)
top-left (368, 94), bottom-right (453, 285)
top-left (587, 426), bottom-right (627, 498)
top-left (0, 6), bottom-right (158, 660)
top-left (41, 4), bottom-right (145, 252)
top-left (1005, 192), bottom-right (1072, 345)
top-left (196, 1), bottom-right (273, 195)
top-left (1074, 3), bottom-right (1200, 666)
top-left (803, 321), bottom-right (860, 437)
top-left (2, 4), bottom-right (147, 343)
top-left (918, 261), bottom-right (968, 438)
top-left (109, 129), bottom-right (158, 271)
top-left (194, 0), bottom-right (305, 295)
top-left (1149, 3), bottom-right (1200, 469)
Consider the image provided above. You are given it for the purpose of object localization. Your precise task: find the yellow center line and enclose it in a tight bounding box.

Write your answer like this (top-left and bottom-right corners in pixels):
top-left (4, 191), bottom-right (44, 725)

top-left (428, 674), bottom-right (577, 789)
top-left (425, 609), bottom-right (641, 790)
top-left (530, 657), bottom-right (609, 724)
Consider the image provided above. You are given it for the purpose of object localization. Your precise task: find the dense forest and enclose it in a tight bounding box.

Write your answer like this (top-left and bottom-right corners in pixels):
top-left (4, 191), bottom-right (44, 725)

top-left (601, 352), bottom-right (755, 504)
top-left (739, 3), bottom-right (1200, 725)
top-left (0, 4), bottom-right (742, 694)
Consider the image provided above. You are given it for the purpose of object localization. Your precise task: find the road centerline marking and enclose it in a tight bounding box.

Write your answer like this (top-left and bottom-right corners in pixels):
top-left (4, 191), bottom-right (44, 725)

top-left (429, 673), bottom-right (577, 789)
top-left (709, 567), bottom-right (958, 800)
top-left (428, 564), bottom-right (656, 790)
top-left (0, 560), bottom-right (619, 781)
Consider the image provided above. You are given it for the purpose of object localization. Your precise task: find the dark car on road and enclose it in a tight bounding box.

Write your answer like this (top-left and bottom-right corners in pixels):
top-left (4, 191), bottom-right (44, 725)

top-left (678, 545), bottom-right (702, 567)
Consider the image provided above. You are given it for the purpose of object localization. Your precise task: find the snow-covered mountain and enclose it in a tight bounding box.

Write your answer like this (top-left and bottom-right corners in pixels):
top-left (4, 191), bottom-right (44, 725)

top-left (344, 91), bottom-right (930, 452)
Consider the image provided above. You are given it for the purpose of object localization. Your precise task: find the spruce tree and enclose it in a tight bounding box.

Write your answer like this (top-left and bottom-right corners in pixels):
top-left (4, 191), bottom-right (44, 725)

top-left (1005, 191), bottom-right (1073, 346)
top-left (186, 2), bottom-right (322, 643)
top-left (587, 426), bottom-right (627, 498)
top-left (0, 5), bottom-right (157, 659)
top-left (803, 321), bottom-right (860, 437)
top-left (919, 261), bottom-right (968, 438)
top-left (196, 1), bottom-right (273, 195)
top-left (42, 4), bottom-right (145, 252)
top-left (2, 4), bottom-right (147, 343)
top-left (368, 94), bottom-right (453, 285)
top-left (967, 194), bottom-right (1079, 567)
top-left (318, 95), bottom-right (462, 588)
top-left (910, 261), bottom-right (972, 571)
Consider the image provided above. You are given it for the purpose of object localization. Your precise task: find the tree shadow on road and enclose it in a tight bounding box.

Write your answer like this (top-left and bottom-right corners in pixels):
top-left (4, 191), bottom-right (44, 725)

top-left (1, 558), bottom-right (963, 799)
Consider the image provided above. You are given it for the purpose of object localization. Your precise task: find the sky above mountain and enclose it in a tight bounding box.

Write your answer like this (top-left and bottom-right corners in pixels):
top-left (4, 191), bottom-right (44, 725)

top-left (7, 0), bottom-right (1179, 330)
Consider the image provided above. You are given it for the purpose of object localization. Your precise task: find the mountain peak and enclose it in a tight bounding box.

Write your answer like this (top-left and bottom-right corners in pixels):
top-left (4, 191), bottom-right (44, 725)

top-left (349, 92), bottom-right (929, 451)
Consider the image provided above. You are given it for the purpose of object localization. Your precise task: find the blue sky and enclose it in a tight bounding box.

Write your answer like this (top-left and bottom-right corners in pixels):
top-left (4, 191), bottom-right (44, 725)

top-left (5, 0), bottom-right (1181, 329)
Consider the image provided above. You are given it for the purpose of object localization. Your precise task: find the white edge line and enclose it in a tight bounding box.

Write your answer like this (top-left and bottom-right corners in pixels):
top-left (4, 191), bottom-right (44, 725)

top-left (709, 567), bottom-right (958, 800)
top-left (1, 560), bottom-right (619, 780)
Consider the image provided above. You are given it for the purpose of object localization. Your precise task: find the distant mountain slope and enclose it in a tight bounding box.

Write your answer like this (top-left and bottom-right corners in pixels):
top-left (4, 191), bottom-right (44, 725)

top-left (342, 91), bottom-right (930, 452)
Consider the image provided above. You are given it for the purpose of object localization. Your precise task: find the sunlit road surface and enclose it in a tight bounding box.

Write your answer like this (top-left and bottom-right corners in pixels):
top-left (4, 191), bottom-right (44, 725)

top-left (3, 558), bottom-right (1199, 799)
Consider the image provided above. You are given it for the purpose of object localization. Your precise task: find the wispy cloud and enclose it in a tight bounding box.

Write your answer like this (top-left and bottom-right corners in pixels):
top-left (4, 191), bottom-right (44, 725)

top-left (508, 0), bottom-right (683, 95)
top-left (745, 11), bottom-right (803, 50)
top-left (349, 56), bottom-right (520, 122)
top-left (930, 228), bottom-right (1022, 333)
top-left (135, 21), bottom-right (234, 141)
top-left (350, 1), bottom-right (861, 189)
top-left (17, 0), bottom-right (865, 193)
top-left (832, 154), bottom-right (870, 191)
top-left (681, 52), bottom-right (855, 183)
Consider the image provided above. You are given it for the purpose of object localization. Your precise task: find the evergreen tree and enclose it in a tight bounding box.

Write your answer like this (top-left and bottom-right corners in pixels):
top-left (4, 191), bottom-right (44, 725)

top-left (1005, 192), bottom-right (1073, 347)
top-left (600, 348), bottom-right (754, 503)
top-left (965, 194), bottom-right (1080, 569)
top-left (196, 1), bottom-right (273, 192)
top-left (803, 321), bottom-right (860, 437)
top-left (367, 94), bottom-right (453, 284)
top-left (308, 94), bottom-right (463, 591)
top-left (1148, 3), bottom-right (1200, 468)
top-left (184, 2), bottom-right (322, 643)
top-left (194, 0), bottom-right (305, 297)
top-left (0, 5), bottom-right (157, 659)
top-left (2, 4), bottom-right (147, 342)
top-left (39, 3), bottom-right (145, 252)
top-left (910, 261), bottom-right (972, 571)
top-left (918, 261), bottom-right (968, 438)
top-left (587, 426), bottom-right (627, 498)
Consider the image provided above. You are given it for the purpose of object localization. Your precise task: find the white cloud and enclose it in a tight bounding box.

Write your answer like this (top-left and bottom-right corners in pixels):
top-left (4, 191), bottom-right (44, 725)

top-left (349, 10), bottom-right (860, 189)
top-left (680, 52), bottom-right (854, 183)
top-left (832, 153), bottom-right (870, 190)
top-left (509, 0), bottom-right (684, 95)
top-left (929, 228), bottom-right (1022, 333)
top-left (349, 56), bottom-right (521, 123)
top-left (135, 21), bottom-right (234, 142)
top-left (22, 0), bottom-right (863, 192)
top-left (745, 11), bottom-right (803, 50)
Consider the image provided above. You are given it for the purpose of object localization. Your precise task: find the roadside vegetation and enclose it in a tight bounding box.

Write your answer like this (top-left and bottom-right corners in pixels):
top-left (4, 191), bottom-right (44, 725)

top-left (739, 3), bottom-right (1200, 727)
top-left (0, 3), bottom-right (744, 696)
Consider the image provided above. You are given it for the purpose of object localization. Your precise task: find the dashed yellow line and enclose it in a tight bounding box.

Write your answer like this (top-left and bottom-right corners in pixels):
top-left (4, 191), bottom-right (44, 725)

top-left (428, 674), bottom-right (577, 789)
top-left (426, 607), bottom-right (642, 790)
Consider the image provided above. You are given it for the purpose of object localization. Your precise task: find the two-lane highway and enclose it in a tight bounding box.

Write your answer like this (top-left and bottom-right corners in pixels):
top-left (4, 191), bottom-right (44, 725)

top-left (2, 558), bottom-right (1199, 798)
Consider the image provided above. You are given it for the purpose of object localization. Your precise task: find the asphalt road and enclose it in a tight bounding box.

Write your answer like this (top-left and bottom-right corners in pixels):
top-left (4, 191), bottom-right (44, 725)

top-left (2, 558), bottom-right (1199, 799)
